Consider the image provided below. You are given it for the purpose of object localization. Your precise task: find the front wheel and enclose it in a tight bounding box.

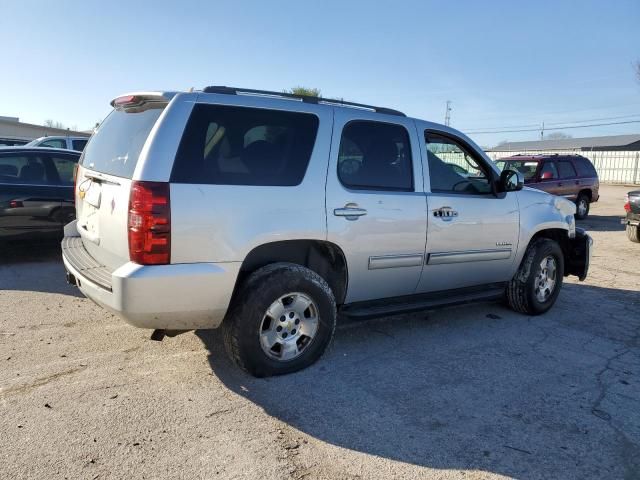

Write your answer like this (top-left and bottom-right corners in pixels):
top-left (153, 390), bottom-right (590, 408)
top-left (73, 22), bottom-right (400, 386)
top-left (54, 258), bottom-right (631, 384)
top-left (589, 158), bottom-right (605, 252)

top-left (223, 263), bottom-right (336, 377)
top-left (506, 238), bottom-right (564, 315)
top-left (627, 224), bottom-right (640, 243)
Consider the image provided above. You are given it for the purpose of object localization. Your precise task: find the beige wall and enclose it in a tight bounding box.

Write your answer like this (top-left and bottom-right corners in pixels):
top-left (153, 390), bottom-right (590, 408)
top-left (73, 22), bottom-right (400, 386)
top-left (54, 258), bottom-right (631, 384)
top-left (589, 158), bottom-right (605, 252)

top-left (0, 119), bottom-right (90, 140)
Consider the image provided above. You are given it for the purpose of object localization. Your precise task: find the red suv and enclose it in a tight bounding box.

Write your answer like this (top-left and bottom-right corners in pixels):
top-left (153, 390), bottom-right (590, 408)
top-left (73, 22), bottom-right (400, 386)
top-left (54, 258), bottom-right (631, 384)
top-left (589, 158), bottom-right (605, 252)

top-left (496, 154), bottom-right (599, 219)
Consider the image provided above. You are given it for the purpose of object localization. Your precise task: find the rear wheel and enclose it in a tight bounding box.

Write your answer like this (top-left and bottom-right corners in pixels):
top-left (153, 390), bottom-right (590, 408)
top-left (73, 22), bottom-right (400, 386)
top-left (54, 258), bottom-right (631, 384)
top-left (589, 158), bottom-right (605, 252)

top-left (223, 263), bottom-right (336, 377)
top-left (506, 238), bottom-right (564, 315)
top-left (575, 193), bottom-right (590, 220)
top-left (627, 224), bottom-right (640, 243)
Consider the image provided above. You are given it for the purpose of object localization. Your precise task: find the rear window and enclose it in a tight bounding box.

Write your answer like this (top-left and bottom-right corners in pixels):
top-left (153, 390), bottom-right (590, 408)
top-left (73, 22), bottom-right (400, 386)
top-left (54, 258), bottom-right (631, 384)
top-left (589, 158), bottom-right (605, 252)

top-left (171, 104), bottom-right (319, 186)
top-left (496, 160), bottom-right (539, 180)
top-left (81, 106), bottom-right (164, 178)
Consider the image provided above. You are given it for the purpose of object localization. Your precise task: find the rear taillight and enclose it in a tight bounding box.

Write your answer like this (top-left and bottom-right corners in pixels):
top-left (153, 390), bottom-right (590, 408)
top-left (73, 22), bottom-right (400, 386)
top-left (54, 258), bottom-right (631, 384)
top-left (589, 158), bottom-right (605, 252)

top-left (128, 181), bottom-right (171, 265)
top-left (624, 195), bottom-right (631, 212)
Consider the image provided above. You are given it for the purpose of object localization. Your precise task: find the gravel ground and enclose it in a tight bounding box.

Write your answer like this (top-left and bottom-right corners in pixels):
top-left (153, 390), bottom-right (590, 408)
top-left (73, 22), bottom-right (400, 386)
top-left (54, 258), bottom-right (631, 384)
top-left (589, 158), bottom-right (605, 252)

top-left (1, 184), bottom-right (639, 480)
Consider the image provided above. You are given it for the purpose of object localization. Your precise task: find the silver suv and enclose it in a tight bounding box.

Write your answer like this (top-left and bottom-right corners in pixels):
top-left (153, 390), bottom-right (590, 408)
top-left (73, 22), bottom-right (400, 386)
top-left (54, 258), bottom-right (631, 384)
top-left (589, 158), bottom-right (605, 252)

top-left (62, 87), bottom-right (592, 376)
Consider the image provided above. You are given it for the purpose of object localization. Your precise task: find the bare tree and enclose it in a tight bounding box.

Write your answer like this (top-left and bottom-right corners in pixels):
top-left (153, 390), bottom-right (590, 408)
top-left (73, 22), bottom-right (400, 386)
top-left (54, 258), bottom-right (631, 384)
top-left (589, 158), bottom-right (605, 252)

top-left (546, 132), bottom-right (572, 140)
top-left (44, 119), bottom-right (66, 129)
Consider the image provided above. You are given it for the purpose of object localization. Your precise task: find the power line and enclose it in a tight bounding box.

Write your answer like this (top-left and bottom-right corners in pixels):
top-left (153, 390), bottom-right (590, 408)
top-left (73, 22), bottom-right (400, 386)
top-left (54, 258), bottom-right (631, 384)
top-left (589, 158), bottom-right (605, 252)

top-left (465, 119), bottom-right (640, 135)
top-left (545, 113), bottom-right (640, 126)
top-left (463, 113), bottom-right (640, 133)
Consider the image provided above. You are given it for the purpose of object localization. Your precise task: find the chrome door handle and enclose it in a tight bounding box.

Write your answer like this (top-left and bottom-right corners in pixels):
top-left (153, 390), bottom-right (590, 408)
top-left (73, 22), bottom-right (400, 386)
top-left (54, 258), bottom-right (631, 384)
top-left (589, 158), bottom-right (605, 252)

top-left (334, 204), bottom-right (367, 220)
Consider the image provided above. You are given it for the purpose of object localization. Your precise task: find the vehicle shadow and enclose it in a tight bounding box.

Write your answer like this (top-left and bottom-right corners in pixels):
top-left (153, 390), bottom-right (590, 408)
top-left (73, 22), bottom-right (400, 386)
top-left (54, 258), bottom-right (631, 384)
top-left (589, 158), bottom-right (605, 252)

top-left (0, 240), bottom-right (83, 297)
top-left (577, 214), bottom-right (625, 232)
top-left (196, 283), bottom-right (640, 479)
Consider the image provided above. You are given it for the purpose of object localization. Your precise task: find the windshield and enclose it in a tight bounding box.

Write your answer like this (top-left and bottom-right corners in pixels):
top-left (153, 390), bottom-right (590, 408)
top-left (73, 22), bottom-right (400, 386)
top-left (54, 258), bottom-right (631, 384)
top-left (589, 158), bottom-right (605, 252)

top-left (81, 105), bottom-right (164, 178)
top-left (496, 160), bottom-right (539, 180)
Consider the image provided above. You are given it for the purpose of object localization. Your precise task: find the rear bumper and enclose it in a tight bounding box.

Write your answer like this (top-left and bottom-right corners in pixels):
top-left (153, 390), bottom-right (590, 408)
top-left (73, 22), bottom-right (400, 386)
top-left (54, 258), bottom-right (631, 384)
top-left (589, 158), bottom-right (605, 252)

top-left (62, 236), bottom-right (240, 329)
top-left (565, 228), bottom-right (592, 281)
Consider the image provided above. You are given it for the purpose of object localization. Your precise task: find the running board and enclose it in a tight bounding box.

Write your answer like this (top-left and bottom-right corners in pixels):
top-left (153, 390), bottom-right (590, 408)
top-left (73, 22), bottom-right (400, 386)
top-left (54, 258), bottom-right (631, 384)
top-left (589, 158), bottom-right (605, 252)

top-left (340, 283), bottom-right (507, 319)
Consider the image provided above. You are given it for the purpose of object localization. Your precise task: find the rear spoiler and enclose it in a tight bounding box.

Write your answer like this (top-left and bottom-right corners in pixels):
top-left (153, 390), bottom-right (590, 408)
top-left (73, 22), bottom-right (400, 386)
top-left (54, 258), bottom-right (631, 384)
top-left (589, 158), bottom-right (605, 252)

top-left (110, 92), bottom-right (174, 109)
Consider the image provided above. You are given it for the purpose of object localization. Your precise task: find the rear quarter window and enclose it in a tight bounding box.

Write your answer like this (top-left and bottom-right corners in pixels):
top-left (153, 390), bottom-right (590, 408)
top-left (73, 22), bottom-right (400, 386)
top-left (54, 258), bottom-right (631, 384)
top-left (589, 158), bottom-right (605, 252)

top-left (574, 157), bottom-right (597, 177)
top-left (171, 104), bottom-right (319, 186)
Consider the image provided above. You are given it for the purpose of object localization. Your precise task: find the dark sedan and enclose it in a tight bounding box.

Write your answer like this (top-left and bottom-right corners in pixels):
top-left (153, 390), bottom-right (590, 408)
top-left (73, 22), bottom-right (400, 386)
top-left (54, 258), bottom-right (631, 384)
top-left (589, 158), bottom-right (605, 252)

top-left (0, 147), bottom-right (80, 242)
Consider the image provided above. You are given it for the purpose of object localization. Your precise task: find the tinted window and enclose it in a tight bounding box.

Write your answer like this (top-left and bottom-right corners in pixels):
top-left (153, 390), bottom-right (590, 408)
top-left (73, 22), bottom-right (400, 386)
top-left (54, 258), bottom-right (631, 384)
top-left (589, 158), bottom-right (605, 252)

top-left (51, 155), bottom-right (78, 185)
top-left (0, 155), bottom-right (50, 185)
top-left (338, 121), bottom-right (413, 191)
top-left (40, 138), bottom-right (66, 149)
top-left (425, 132), bottom-right (492, 194)
top-left (81, 105), bottom-right (164, 178)
top-left (539, 161), bottom-right (558, 179)
top-left (496, 160), bottom-right (539, 180)
top-left (574, 157), bottom-right (597, 177)
top-left (557, 160), bottom-right (577, 179)
top-left (172, 104), bottom-right (319, 186)
top-left (72, 139), bottom-right (88, 151)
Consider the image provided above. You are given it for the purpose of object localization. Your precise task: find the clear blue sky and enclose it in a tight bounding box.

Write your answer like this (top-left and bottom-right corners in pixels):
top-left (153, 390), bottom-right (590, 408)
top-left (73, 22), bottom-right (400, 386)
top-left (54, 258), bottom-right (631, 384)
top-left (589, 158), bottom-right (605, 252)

top-left (1, 0), bottom-right (638, 147)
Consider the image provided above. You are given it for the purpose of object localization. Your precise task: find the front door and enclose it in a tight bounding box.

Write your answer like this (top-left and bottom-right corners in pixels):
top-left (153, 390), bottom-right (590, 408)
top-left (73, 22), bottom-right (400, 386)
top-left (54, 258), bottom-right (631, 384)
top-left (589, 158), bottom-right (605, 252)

top-left (326, 111), bottom-right (427, 303)
top-left (417, 129), bottom-right (520, 292)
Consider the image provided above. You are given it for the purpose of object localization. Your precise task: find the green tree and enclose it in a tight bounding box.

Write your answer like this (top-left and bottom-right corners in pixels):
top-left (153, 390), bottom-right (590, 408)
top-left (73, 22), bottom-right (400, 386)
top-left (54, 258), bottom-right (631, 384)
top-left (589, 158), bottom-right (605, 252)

top-left (286, 86), bottom-right (321, 98)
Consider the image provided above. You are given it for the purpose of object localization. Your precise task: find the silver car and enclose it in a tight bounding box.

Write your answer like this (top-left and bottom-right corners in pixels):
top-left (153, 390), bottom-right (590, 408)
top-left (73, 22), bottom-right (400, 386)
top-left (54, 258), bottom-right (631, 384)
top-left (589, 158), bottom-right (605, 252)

top-left (62, 87), bottom-right (592, 376)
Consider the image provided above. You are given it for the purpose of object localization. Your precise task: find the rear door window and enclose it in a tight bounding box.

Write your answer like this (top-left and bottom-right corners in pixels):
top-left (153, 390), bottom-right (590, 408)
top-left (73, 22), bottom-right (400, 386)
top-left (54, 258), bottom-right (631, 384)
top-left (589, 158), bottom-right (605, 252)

top-left (338, 121), bottom-right (413, 191)
top-left (172, 104), bottom-right (319, 186)
top-left (81, 106), bottom-right (164, 178)
top-left (0, 154), bottom-right (52, 185)
top-left (557, 160), bottom-right (577, 179)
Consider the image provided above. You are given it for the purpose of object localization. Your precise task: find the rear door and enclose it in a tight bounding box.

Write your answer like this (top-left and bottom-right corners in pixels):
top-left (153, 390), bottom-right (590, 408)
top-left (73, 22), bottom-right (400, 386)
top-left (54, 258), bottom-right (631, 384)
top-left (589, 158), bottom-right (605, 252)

top-left (0, 151), bottom-right (66, 240)
top-left (556, 158), bottom-right (579, 200)
top-left (326, 111), bottom-right (426, 303)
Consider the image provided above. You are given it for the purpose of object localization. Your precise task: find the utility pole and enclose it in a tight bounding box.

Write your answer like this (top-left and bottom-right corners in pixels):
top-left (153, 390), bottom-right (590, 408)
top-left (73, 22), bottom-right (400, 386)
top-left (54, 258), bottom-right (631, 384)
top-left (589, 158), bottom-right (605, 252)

top-left (540, 121), bottom-right (545, 140)
top-left (444, 100), bottom-right (452, 126)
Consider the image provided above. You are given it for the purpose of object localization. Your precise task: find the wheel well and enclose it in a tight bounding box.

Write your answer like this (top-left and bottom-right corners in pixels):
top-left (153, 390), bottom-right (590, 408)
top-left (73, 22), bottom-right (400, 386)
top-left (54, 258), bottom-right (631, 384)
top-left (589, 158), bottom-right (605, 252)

top-left (578, 189), bottom-right (592, 200)
top-left (530, 228), bottom-right (570, 265)
top-left (234, 240), bottom-right (348, 305)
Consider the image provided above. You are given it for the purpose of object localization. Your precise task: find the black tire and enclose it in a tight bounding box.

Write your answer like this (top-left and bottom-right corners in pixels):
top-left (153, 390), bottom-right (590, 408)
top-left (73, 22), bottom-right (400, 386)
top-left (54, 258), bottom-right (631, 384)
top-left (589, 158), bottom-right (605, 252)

top-left (506, 238), bottom-right (564, 315)
top-left (223, 263), bottom-right (336, 377)
top-left (627, 224), bottom-right (640, 243)
top-left (575, 193), bottom-right (590, 220)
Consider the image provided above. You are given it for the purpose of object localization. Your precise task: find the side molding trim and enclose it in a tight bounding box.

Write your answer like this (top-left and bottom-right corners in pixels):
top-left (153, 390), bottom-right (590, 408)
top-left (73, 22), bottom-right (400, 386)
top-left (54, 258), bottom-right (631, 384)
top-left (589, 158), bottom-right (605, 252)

top-left (368, 253), bottom-right (425, 270)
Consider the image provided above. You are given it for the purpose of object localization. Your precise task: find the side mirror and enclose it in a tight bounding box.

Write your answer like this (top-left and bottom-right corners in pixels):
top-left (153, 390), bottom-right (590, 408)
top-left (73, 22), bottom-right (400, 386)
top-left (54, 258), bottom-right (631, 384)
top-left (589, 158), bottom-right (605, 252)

top-left (540, 171), bottom-right (554, 180)
top-left (499, 169), bottom-right (524, 192)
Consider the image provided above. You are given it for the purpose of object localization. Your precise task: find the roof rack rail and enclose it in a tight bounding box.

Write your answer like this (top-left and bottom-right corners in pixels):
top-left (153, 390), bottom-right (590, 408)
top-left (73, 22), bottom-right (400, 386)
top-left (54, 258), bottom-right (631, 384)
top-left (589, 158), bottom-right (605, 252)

top-left (202, 86), bottom-right (406, 117)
